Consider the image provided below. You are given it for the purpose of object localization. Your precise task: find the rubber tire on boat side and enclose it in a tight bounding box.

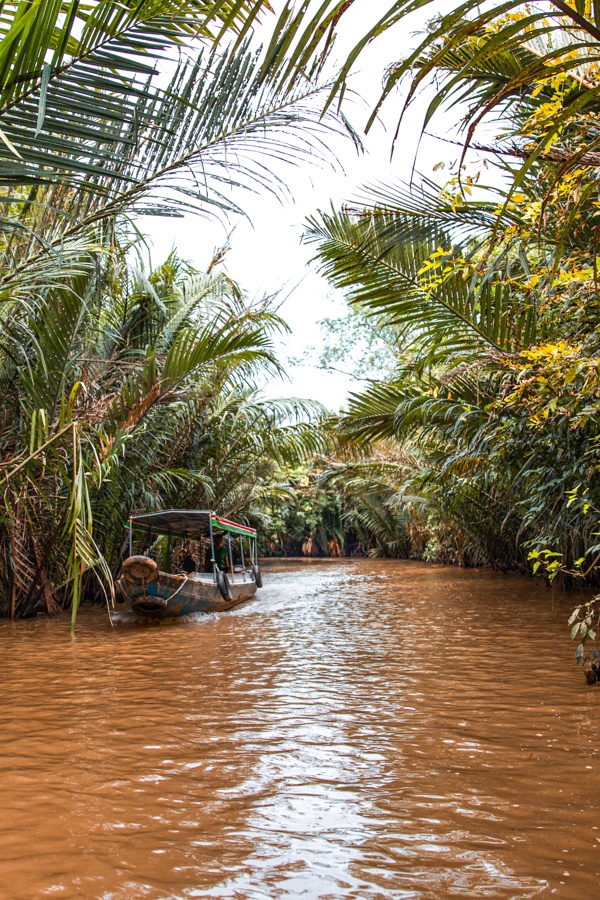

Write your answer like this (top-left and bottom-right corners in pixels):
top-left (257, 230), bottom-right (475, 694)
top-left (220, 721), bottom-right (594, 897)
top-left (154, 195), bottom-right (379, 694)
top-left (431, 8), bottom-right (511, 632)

top-left (122, 555), bottom-right (158, 584)
top-left (217, 570), bottom-right (233, 601)
top-left (252, 564), bottom-right (263, 588)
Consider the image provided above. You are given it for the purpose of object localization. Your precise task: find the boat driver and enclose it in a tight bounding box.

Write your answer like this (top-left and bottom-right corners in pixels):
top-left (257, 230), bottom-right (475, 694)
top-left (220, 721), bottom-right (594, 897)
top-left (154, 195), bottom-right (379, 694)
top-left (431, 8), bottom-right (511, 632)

top-left (204, 533), bottom-right (229, 572)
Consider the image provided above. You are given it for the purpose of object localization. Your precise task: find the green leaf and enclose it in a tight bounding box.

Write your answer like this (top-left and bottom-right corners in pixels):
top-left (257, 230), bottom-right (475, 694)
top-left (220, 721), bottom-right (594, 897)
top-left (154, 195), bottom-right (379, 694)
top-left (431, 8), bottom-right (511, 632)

top-left (305, 188), bottom-right (536, 360)
top-left (35, 64), bottom-right (51, 137)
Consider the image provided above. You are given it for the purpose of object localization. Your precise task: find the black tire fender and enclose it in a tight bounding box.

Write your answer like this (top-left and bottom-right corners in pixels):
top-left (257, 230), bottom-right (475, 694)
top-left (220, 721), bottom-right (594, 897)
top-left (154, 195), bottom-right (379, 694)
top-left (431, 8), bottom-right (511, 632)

top-left (252, 564), bottom-right (263, 588)
top-left (216, 569), bottom-right (233, 601)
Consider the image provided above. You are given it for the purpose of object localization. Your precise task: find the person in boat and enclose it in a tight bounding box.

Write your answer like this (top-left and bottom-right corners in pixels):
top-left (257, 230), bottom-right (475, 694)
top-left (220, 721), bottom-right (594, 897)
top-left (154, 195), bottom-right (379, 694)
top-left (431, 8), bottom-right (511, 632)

top-left (204, 533), bottom-right (229, 572)
top-left (181, 551), bottom-right (197, 575)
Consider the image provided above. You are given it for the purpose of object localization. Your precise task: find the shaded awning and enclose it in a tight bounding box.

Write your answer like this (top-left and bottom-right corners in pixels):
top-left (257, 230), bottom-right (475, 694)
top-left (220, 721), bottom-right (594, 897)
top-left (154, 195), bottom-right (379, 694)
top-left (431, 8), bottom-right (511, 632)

top-left (129, 510), bottom-right (257, 539)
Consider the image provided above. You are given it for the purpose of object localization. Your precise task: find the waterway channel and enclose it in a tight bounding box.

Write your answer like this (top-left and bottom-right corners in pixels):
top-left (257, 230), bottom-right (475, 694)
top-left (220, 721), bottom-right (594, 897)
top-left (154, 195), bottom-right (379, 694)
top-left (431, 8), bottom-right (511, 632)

top-left (1, 559), bottom-right (599, 898)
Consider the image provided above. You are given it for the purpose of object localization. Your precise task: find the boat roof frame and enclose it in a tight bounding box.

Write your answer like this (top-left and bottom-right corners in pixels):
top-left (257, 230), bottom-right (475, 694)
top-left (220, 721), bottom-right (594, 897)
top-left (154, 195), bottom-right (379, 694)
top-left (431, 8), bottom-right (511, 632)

top-left (129, 510), bottom-right (257, 539)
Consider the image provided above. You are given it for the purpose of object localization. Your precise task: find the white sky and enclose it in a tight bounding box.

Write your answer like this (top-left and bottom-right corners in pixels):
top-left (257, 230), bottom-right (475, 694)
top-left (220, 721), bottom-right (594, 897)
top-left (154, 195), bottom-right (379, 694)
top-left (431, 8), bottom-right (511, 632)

top-left (140, 0), bottom-right (468, 410)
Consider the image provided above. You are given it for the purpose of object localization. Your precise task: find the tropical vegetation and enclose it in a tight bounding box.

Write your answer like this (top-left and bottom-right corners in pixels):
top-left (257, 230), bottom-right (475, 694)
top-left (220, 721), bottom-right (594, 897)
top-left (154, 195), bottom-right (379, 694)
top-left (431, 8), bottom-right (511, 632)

top-left (300, 0), bottom-right (600, 659)
top-left (0, 0), bottom-right (357, 623)
top-left (6, 0), bottom-right (600, 654)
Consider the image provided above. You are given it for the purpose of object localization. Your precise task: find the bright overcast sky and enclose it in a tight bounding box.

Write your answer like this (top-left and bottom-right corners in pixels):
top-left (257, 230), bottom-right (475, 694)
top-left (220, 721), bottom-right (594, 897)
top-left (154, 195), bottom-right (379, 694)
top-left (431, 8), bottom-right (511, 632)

top-left (140, 0), bottom-right (465, 410)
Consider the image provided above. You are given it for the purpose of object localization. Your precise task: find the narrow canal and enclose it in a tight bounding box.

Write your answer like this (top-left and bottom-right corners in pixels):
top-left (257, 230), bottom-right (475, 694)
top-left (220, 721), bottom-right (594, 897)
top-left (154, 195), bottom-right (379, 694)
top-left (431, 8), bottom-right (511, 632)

top-left (1, 560), bottom-right (598, 897)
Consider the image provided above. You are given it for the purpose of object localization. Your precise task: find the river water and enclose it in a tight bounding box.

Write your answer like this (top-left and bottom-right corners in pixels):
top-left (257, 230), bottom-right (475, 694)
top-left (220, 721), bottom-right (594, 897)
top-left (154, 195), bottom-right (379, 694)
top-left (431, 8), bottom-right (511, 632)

top-left (1, 559), bottom-right (599, 898)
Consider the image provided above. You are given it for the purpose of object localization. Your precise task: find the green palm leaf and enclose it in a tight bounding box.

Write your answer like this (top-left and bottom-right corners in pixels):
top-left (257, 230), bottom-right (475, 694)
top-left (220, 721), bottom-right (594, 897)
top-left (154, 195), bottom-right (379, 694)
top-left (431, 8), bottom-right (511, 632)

top-left (305, 193), bottom-right (537, 358)
top-left (0, 40), bottom-right (352, 293)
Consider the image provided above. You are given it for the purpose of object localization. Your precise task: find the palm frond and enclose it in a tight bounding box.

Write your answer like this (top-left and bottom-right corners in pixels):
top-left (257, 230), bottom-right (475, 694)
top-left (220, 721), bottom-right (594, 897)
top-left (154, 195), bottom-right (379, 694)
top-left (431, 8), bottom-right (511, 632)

top-left (0, 39), bottom-right (352, 289)
top-left (305, 195), bottom-right (538, 359)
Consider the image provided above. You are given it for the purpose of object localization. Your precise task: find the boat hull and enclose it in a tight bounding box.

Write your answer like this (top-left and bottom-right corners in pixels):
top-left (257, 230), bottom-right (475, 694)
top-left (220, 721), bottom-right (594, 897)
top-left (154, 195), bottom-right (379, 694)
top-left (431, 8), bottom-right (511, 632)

top-left (117, 571), bottom-right (258, 618)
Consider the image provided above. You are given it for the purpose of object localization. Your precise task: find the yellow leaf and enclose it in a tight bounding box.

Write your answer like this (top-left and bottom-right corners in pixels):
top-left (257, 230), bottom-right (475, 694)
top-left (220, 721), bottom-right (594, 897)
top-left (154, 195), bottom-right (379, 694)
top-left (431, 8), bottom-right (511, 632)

top-left (0, 127), bottom-right (22, 160)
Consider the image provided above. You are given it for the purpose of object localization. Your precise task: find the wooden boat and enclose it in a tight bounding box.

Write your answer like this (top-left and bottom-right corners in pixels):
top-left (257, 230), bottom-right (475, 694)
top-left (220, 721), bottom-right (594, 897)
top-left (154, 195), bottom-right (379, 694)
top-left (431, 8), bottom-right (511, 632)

top-left (117, 510), bottom-right (262, 619)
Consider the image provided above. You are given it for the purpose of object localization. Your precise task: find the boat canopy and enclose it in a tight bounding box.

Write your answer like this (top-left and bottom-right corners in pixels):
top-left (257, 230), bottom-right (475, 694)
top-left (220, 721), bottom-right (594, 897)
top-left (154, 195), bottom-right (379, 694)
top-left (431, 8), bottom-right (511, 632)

top-left (129, 510), bottom-right (257, 539)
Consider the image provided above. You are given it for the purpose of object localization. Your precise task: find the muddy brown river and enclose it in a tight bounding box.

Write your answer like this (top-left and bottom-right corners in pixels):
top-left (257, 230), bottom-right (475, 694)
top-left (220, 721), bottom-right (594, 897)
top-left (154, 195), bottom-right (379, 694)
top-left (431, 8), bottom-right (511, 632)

top-left (1, 559), bottom-right (599, 898)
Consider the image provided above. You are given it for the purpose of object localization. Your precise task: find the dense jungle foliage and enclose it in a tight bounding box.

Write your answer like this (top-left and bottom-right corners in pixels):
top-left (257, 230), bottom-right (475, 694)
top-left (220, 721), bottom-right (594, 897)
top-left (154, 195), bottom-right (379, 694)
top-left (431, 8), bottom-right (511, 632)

top-left (0, 0), bottom-right (354, 623)
top-left (301, 0), bottom-right (600, 659)
top-left (4, 0), bottom-right (600, 650)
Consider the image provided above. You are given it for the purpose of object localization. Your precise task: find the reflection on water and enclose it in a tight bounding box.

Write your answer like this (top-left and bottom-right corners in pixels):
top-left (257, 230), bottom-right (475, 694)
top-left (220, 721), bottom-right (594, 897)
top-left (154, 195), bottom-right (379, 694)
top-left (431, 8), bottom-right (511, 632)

top-left (1, 560), bottom-right (599, 898)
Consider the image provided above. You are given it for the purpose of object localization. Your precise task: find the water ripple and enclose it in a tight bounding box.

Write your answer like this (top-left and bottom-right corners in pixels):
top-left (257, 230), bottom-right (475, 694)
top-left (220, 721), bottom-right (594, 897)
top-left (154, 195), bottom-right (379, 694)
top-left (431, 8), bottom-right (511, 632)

top-left (0, 560), bottom-right (597, 897)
